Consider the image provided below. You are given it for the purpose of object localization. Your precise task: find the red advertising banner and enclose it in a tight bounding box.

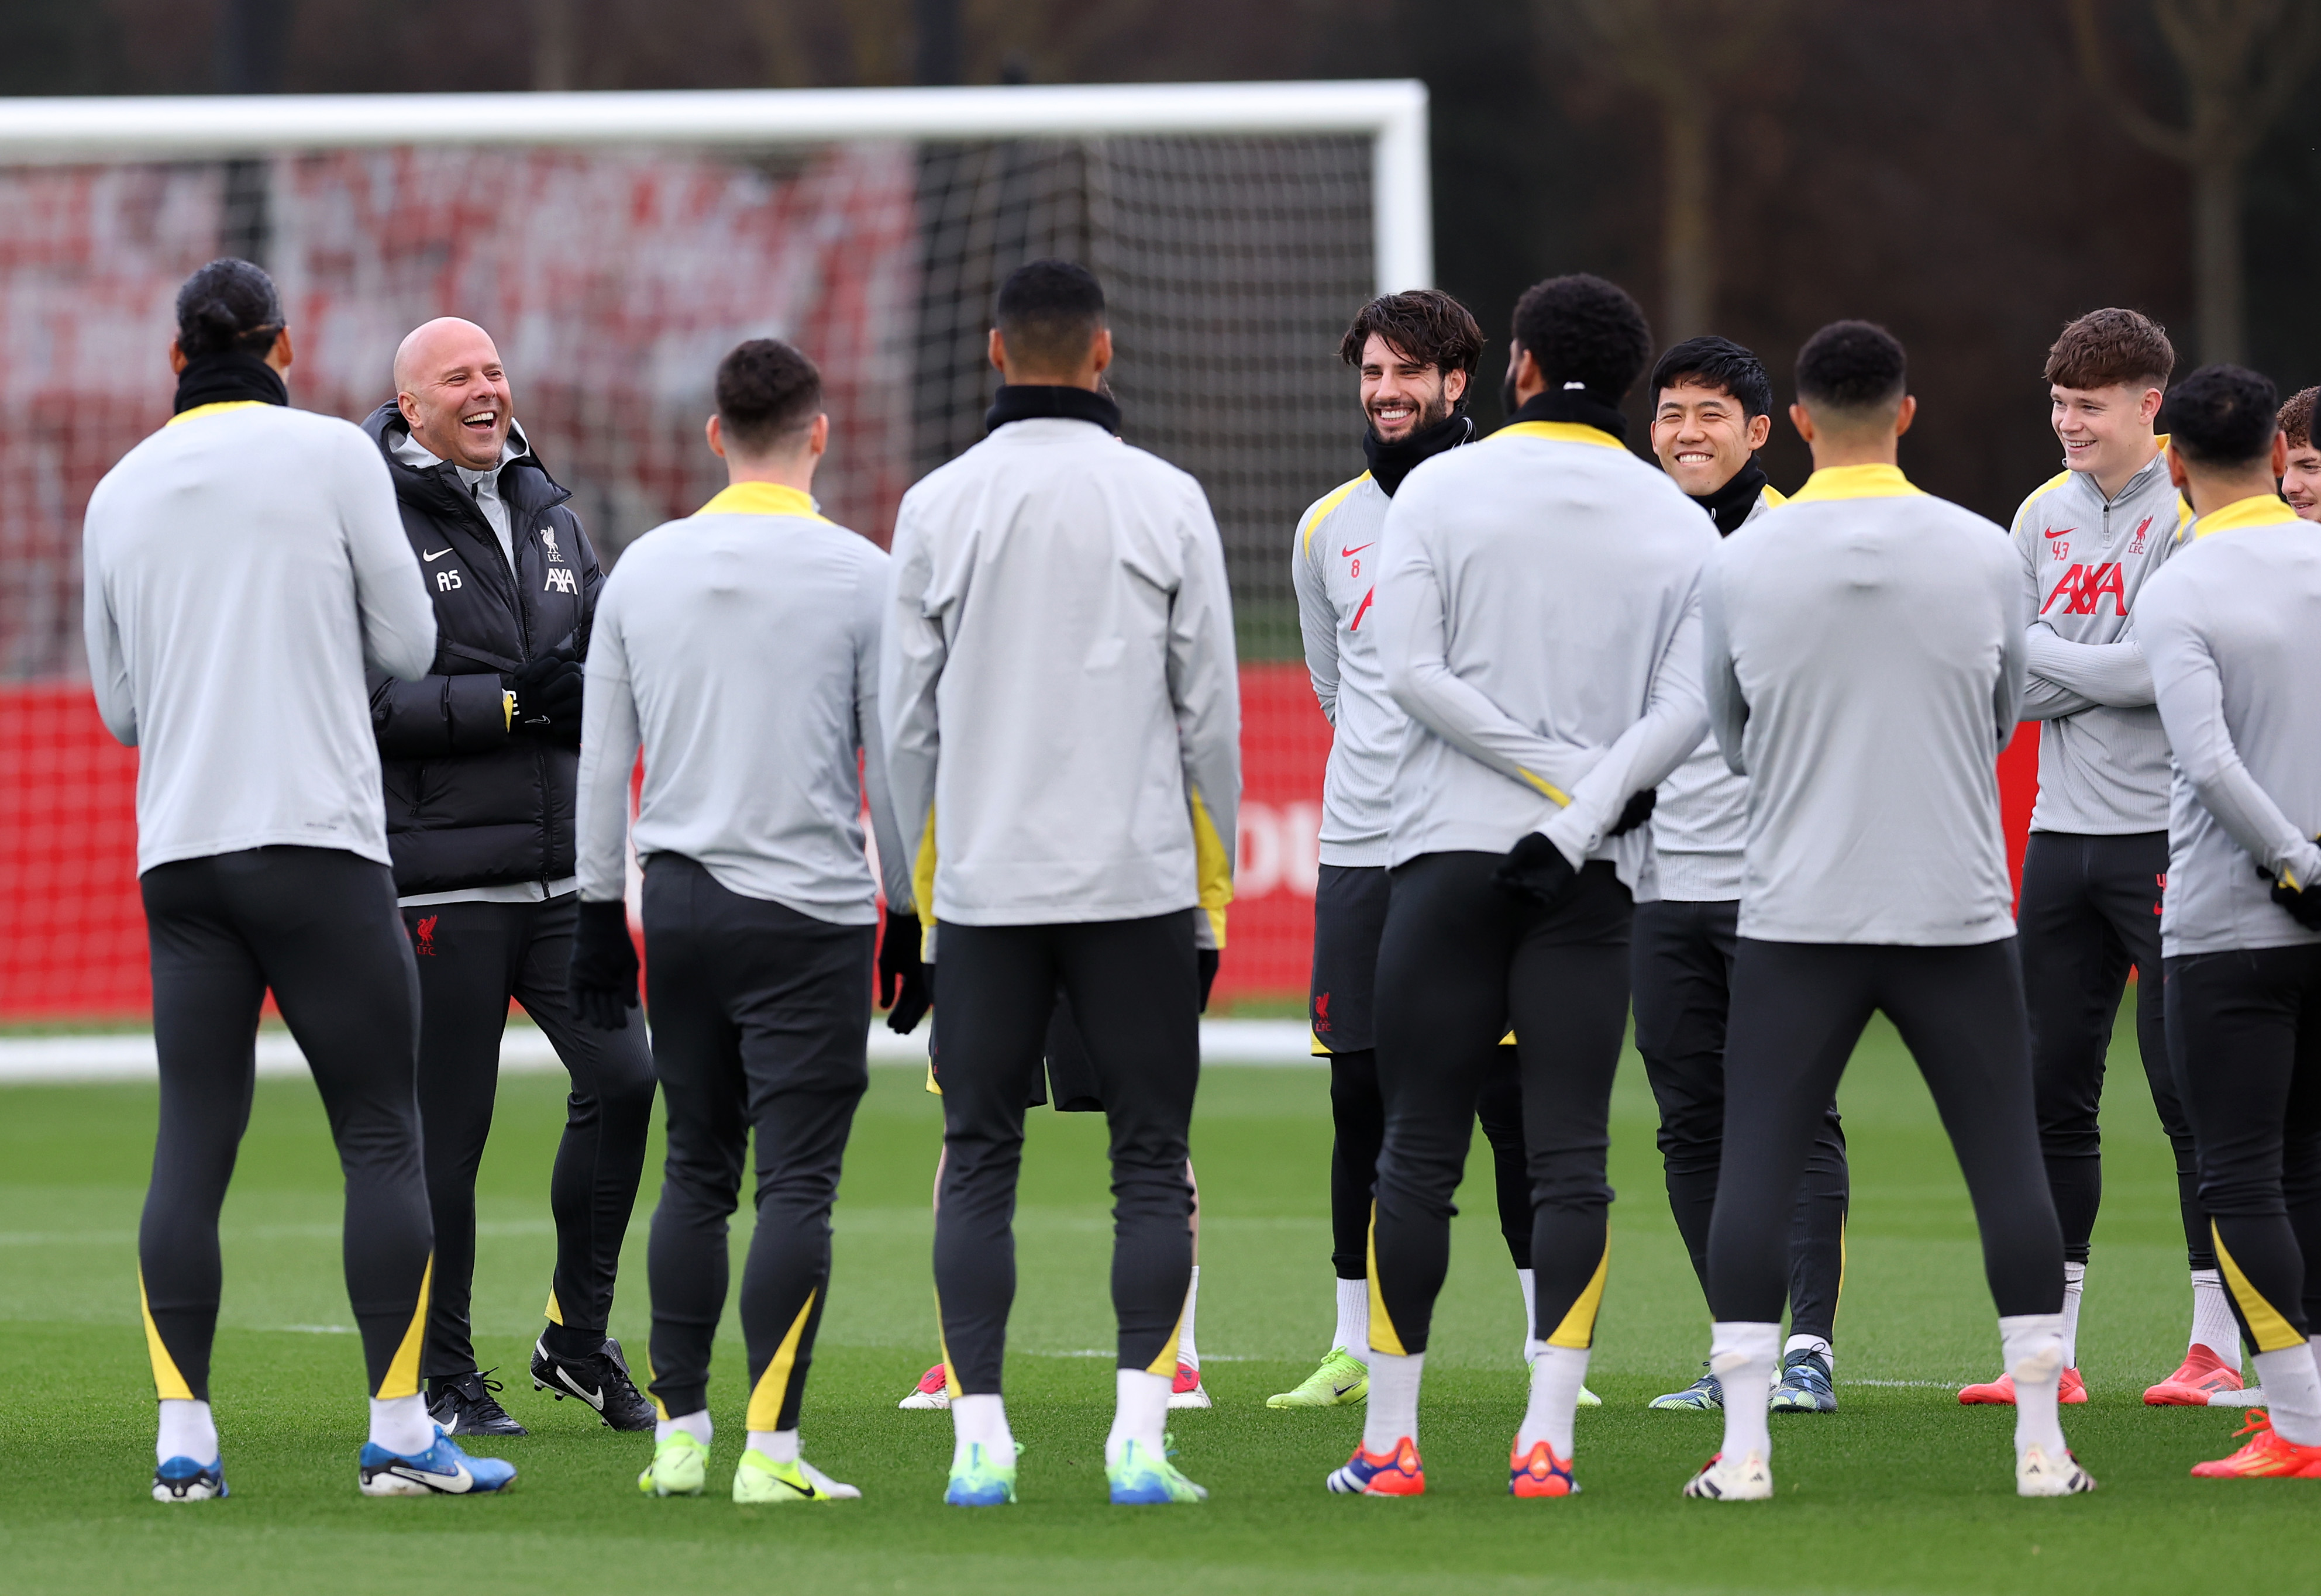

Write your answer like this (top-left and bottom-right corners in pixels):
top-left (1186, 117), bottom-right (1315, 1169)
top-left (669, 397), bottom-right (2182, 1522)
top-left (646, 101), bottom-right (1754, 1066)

top-left (0, 677), bottom-right (2043, 1022)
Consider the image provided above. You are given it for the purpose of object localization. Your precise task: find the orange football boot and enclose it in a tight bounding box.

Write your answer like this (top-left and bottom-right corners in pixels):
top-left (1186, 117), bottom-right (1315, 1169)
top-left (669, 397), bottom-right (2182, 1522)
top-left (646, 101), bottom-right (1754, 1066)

top-left (1957, 1367), bottom-right (2087, 1405)
top-left (2190, 1412), bottom-right (2321, 1478)
top-left (2144, 1344), bottom-right (2244, 1407)
top-left (1326, 1436), bottom-right (1425, 1496)
top-left (1509, 1438), bottom-right (1580, 1497)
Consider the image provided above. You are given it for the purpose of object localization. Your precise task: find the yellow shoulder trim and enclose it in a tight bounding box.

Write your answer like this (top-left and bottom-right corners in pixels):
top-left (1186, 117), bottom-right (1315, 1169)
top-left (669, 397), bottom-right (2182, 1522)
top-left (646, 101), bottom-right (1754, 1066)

top-left (695, 481), bottom-right (831, 522)
top-left (1789, 463), bottom-right (1923, 503)
top-left (2190, 494), bottom-right (2297, 541)
top-left (164, 401), bottom-right (271, 428)
top-left (1300, 473), bottom-right (1372, 558)
top-left (2009, 468), bottom-right (2075, 536)
top-left (1492, 420), bottom-right (1626, 450)
top-left (1756, 483), bottom-right (1788, 509)
top-left (1189, 787), bottom-right (1234, 950)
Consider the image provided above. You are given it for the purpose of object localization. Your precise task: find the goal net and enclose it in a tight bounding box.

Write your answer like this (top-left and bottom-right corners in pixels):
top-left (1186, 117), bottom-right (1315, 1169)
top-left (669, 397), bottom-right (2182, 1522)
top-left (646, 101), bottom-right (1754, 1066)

top-left (0, 82), bottom-right (1431, 1020)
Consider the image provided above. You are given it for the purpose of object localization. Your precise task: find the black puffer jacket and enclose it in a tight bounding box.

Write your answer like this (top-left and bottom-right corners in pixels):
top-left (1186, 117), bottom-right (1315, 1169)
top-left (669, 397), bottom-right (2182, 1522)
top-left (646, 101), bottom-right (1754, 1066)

top-left (362, 403), bottom-right (602, 895)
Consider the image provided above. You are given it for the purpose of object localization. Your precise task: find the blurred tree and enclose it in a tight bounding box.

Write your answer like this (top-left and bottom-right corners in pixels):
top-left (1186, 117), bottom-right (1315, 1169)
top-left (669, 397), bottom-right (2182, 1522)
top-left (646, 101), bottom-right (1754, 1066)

top-left (532, 0), bottom-right (577, 91)
top-left (1539, 0), bottom-right (1795, 342)
top-left (2068, 0), bottom-right (2321, 364)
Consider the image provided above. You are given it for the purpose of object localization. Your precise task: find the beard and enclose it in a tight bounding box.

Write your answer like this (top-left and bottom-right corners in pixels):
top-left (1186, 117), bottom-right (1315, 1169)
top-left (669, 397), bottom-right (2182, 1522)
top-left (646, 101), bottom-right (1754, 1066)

top-left (1368, 384), bottom-right (1455, 442)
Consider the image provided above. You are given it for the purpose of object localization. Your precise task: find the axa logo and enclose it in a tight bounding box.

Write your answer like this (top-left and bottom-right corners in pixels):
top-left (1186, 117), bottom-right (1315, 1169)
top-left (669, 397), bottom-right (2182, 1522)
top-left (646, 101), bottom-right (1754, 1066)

top-left (413, 915), bottom-right (439, 957)
top-left (1349, 587), bottom-right (1375, 632)
top-left (2041, 563), bottom-right (2128, 616)
top-left (545, 567), bottom-right (579, 595)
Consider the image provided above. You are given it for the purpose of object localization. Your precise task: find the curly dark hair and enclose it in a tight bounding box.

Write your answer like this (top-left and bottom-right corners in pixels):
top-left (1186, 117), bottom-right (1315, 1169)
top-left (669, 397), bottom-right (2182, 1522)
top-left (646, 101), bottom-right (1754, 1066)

top-left (1509, 274), bottom-right (1652, 405)
top-left (1650, 336), bottom-right (1773, 420)
top-left (174, 257), bottom-right (284, 359)
top-left (1338, 289), bottom-right (1485, 380)
top-left (715, 338), bottom-right (823, 454)
top-left (2160, 364), bottom-right (2281, 467)
top-left (1795, 320), bottom-right (1906, 415)
top-left (2044, 307), bottom-right (2174, 393)
top-left (2280, 385), bottom-right (2317, 451)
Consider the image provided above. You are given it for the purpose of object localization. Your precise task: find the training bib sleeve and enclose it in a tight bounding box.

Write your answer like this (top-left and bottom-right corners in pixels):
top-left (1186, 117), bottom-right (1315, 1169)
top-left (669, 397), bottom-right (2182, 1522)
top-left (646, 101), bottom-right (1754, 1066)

top-left (855, 554), bottom-right (914, 916)
top-left (879, 496), bottom-right (945, 939)
top-left (338, 429), bottom-right (436, 682)
top-left (2143, 582), bottom-right (2321, 891)
top-left (1292, 504), bottom-right (1340, 726)
top-left (575, 582), bottom-right (640, 904)
top-left (2023, 624), bottom-right (2153, 709)
top-left (1170, 484), bottom-right (1242, 950)
top-left (1543, 581), bottom-right (1709, 863)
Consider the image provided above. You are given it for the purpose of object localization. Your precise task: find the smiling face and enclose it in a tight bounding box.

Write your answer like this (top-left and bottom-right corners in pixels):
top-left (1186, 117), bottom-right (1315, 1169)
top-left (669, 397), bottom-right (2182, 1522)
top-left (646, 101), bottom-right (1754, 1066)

top-left (395, 318), bottom-right (514, 472)
top-left (1651, 379), bottom-right (1771, 496)
top-left (2284, 440), bottom-right (2321, 519)
top-left (1358, 332), bottom-right (1466, 444)
top-left (2050, 380), bottom-right (2162, 494)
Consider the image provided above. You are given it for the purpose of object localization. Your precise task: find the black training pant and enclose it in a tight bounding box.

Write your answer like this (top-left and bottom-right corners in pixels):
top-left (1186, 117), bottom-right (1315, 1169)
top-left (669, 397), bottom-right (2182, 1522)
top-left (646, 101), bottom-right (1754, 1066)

top-left (2019, 830), bottom-right (2208, 1268)
top-left (640, 855), bottom-right (871, 1428)
top-left (140, 846), bottom-right (432, 1401)
top-left (1316, 863), bottom-right (1530, 1277)
top-left (1710, 938), bottom-right (2063, 1323)
top-left (403, 894), bottom-right (656, 1381)
top-left (2164, 944), bottom-right (2321, 1347)
top-left (933, 912), bottom-right (1201, 1394)
top-left (1371, 853), bottom-right (1633, 1357)
top-left (1632, 898), bottom-right (1849, 1342)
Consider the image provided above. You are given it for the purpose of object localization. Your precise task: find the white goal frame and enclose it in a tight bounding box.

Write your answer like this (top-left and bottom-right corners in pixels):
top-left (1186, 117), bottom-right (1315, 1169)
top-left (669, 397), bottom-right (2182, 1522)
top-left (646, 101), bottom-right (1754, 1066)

top-left (0, 80), bottom-right (1432, 294)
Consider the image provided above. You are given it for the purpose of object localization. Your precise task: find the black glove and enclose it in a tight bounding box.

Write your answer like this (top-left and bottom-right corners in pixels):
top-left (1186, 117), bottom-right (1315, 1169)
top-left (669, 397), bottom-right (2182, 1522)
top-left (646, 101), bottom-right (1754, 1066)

top-left (505, 652), bottom-right (583, 741)
top-left (568, 899), bottom-right (640, 1029)
top-left (1197, 947), bottom-right (1219, 1013)
top-left (2262, 845), bottom-right (2321, 930)
top-left (879, 909), bottom-right (931, 1034)
top-left (1492, 831), bottom-right (1579, 909)
top-left (1609, 787), bottom-right (1657, 837)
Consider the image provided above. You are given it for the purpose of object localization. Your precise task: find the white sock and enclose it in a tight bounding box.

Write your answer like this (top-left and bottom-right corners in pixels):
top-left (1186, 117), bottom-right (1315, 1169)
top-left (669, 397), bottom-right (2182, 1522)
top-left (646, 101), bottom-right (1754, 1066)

top-left (1106, 1367), bottom-right (1170, 1467)
top-left (2000, 1313), bottom-right (2068, 1460)
top-left (1710, 1322), bottom-right (1779, 1466)
top-left (2251, 1346), bottom-right (2321, 1446)
top-left (2060, 1261), bottom-right (2086, 1369)
top-left (1362, 1348), bottom-right (1424, 1457)
top-left (1517, 1345), bottom-right (1588, 1459)
top-left (1516, 1267), bottom-right (1537, 1362)
top-left (157, 1398), bottom-right (218, 1466)
top-left (656, 1409), bottom-right (712, 1447)
top-left (746, 1428), bottom-right (797, 1462)
top-left (368, 1393), bottom-right (436, 1456)
top-left (1176, 1266), bottom-right (1200, 1371)
top-left (1783, 1333), bottom-right (1832, 1372)
top-left (950, 1392), bottom-right (1015, 1471)
top-left (1332, 1277), bottom-right (1369, 1360)
top-left (2189, 1269), bottom-right (2242, 1371)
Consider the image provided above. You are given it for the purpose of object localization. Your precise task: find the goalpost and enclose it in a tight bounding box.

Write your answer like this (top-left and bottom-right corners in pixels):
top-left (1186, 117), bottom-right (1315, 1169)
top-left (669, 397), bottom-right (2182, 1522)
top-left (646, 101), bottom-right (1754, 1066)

top-left (0, 81), bottom-right (1431, 1016)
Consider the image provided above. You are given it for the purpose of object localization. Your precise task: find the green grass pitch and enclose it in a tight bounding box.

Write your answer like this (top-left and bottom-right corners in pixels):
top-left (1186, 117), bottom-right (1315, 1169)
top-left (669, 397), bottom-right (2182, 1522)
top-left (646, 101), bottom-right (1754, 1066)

top-left (5, 1009), bottom-right (2315, 1594)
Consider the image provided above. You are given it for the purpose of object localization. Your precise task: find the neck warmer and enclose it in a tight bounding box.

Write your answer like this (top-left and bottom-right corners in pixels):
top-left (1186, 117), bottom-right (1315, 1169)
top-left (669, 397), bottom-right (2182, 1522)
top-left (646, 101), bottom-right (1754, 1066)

top-left (1363, 410), bottom-right (1475, 497)
top-left (173, 350), bottom-right (288, 415)
top-left (1692, 460), bottom-right (1770, 536)
top-left (984, 384), bottom-right (1122, 436)
top-left (1504, 386), bottom-right (1630, 443)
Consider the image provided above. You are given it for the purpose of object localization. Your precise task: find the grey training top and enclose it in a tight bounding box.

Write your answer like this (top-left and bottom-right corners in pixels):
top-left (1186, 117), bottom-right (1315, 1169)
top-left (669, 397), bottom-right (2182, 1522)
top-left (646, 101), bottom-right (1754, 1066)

top-left (1375, 420), bottom-right (1715, 880)
top-left (2010, 447), bottom-right (2189, 835)
top-left (1703, 465), bottom-right (2024, 946)
top-left (576, 484), bottom-right (912, 925)
top-left (881, 416), bottom-right (1241, 949)
top-left (83, 402), bottom-right (438, 874)
top-left (1648, 482), bottom-right (1784, 902)
top-left (2136, 494), bottom-right (2321, 957)
top-left (1292, 472), bottom-right (1397, 866)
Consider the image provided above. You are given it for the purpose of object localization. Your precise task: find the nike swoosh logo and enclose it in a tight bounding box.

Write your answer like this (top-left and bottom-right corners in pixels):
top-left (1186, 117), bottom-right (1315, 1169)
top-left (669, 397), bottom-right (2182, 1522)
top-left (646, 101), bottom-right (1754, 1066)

top-left (557, 1367), bottom-right (604, 1407)
top-left (389, 1460), bottom-right (473, 1492)
top-left (1332, 1379), bottom-right (1362, 1397)
top-left (1340, 542), bottom-right (1374, 557)
top-left (2043, 527), bottom-right (2075, 539)
top-left (422, 549), bottom-right (453, 561)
